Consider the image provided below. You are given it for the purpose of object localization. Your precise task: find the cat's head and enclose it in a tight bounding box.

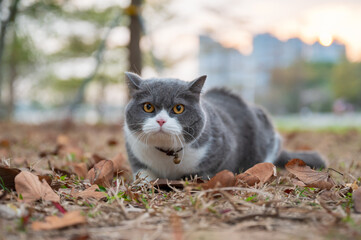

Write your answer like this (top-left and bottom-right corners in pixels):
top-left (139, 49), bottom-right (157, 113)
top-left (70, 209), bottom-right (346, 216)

top-left (124, 72), bottom-right (206, 148)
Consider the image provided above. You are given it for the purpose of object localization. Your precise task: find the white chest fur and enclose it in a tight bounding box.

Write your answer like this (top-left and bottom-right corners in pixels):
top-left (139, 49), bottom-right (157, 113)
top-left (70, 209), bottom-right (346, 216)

top-left (124, 125), bottom-right (209, 179)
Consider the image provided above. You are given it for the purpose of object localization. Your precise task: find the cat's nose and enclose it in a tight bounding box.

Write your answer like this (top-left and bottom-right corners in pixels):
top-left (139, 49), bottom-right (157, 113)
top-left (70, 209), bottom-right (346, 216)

top-left (156, 119), bottom-right (166, 126)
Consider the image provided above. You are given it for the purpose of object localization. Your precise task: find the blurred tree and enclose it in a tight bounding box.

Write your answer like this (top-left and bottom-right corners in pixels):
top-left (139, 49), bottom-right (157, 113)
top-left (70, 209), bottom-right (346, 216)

top-left (127, 0), bottom-right (143, 74)
top-left (2, 28), bottom-right (37, 120)
top-left (0, 0), bottom-right (172, 121)
top-left (268, 61), bottom-right (334, 113)
top-left (331, 61), bottom-right (361, 109)
top-left (1, 0), bottom-right (128, 120)
top-left (0, 0), bottom-right (21, 119)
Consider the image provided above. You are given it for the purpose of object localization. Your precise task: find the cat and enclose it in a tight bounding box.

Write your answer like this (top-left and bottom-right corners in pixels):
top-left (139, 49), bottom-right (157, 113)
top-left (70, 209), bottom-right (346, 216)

top-left (124, 72), bottom-right (326, 181)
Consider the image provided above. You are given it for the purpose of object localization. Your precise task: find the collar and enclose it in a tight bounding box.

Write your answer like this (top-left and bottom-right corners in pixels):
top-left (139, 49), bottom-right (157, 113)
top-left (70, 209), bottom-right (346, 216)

top-left (155, 147), bottom-right (183, 164)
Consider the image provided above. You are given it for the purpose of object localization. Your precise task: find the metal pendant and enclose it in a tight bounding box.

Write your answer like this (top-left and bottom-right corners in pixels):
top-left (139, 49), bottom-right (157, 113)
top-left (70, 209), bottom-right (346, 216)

top-left (173, 154), bottom-right (181, 164)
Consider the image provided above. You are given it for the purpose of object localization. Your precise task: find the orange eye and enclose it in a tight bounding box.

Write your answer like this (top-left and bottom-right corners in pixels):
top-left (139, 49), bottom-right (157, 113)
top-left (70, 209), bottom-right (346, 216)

top-left (143, 103), bottom-right (155, 113)
top-left (173, 104), bottom-right (184, 114)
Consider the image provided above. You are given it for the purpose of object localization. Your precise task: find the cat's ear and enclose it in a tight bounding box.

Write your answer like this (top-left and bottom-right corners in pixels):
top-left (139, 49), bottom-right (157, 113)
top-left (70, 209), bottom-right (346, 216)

top-left (188, 75), bottom-right (207, 94)
top-left (125, 72), bottom-right (142, 95)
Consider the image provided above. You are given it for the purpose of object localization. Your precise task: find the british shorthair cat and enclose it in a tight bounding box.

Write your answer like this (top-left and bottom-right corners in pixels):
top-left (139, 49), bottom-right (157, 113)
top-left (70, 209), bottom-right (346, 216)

top-left (124, 72), bottom-right (325, 181)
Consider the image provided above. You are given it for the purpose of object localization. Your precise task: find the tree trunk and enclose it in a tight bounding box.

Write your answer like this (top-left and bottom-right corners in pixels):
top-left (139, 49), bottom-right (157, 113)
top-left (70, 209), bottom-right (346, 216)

top-left (0, 0), bottom-right (20, 119)
top-left (7, 30), bottom-right (17, 121)
top-left (127, 0), bottom-right (142, 74)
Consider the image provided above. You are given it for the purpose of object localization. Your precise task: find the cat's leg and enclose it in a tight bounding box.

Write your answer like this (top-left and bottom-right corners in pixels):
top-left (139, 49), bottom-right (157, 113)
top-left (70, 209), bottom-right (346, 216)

top-left (126, 148), bottom-right (157, 182)
top-left (274, 150), bottom-right (326, 169)
top-left (133, 168), bottom-right (157, 182)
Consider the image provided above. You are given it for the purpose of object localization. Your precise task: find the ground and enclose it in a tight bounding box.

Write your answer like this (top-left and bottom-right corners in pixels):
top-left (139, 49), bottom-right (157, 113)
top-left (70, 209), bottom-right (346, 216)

top-left (0, 122), bottom-right (360, 240)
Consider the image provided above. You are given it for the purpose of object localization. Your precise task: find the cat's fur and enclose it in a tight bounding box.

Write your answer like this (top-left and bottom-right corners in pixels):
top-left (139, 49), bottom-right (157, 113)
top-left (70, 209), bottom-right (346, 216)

top-left (124, 72), bottom-right (326, 181)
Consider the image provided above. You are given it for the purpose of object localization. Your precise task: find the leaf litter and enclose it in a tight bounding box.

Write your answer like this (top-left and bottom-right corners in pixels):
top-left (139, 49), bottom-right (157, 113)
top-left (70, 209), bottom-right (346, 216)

top-left (0, 123), bottom-right (360, 240)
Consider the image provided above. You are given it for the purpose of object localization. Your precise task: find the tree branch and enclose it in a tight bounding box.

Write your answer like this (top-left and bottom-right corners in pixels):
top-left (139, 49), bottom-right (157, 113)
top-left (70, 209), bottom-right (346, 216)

top-left (68, 12), bottom-right (122, 116)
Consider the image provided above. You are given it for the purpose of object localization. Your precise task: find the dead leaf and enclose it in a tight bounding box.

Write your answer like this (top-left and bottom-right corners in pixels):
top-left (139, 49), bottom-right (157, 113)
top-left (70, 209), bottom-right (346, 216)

top-left (0, 149), bottom-right (9, 158)
top-left (111, 153), bottom-right (131, 181)
top-left (291, 178), bottom-right (307, 187)
top-left (353, 187), bottom-right (361, 213)
top-left (202, 170), bottom-right (235, 190)
top-left (71, 185), bottom-right (107, 200)
top-left (71, 163), bottom-right (88, 179)
top-left (59, 145), bottom-right (84, 160)
top-left (15, 171), bottom-right (59, 203)
top-left (12, 157), bottom-right (28, 167)
top-left (236, 162), bottom-right (276, 186)
top-left (55, 135), bottom-right (84, 160)
top-left (295, 145), bottom-right (313, 151)
top-left (37, 175), bottom-right (52, 186)
top-left (107, 138), bottom-right (118, 146)
top-left (0, 166), bottom-right (21, 190)
top-left (92, 153), bottom-right (108, 164)
top-left (345, 181), bottom-right (359, 192)
top-left (57, 135), bottom-right (70, 146)
top-left (319, 190), bottom-right (341, 202)
top-left (0, 139), bottom-right (10, 148)
top-left (31, 211), bottom-right (86, 231)
top-left (285, 159), bottom-right (334, 190)
top-left (87, 160), bottom-right (114, 187)
top-left (170, 213), bottom-right (183, 240)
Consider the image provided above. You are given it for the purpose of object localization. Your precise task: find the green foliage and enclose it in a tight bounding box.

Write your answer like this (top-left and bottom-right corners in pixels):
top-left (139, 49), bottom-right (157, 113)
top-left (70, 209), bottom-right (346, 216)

top-left (331, 61), bottom-right (361, 107)
top-left (267, 60), bottom-right (361, 113)
top-left (0, 176), bottom-right (10, 192)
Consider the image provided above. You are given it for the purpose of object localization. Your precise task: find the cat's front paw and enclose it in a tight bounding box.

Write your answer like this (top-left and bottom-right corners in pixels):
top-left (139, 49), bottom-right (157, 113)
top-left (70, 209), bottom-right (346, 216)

top-left (133, 169), bottom-right (157, 182)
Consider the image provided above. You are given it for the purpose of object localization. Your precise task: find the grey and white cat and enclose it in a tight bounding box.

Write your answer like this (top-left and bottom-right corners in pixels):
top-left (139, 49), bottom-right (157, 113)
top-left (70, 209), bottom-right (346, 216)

top-left (124, 72), bottom-right (325, 181)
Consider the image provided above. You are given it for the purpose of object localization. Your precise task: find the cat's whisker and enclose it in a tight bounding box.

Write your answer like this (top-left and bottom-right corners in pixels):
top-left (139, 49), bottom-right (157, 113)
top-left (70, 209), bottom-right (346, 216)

top-left (174, 133), bottom-right (185, 160)
top-left (131, 132), bottom-right (145, 149)
top-left (182, 130), bottom-right (198, 144)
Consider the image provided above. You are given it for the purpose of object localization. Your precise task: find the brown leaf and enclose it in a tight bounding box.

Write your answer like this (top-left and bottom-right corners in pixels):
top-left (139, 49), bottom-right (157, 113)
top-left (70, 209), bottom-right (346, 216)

top-left (111, 153), bottom-right (131, 181)
top-left (31, 211), bottom-right (86, 231)
top-left (170, 213), bottom-right (184, 240)
top-left (87, 160), bottom-right (114, 187)
top-left (345, 181), bottom-right (359, 191)
top-left (291, 178), bottom-right (306, 187)
top-left (15, 171), bottom-right (59, 203)
top-left (71, 185), bottom-right (107, 200)
top-left (92, 153), bottom-right (108, 164)
top-left (59, 145), bottom-right (84, 160)
top-left (71, 163), bottom-right (88, 179)
top-left (285, 159), bottom-right (334, 190)
top-left (56, 135), bottom-right (70, 146)
top-left (0, 149), bottom-right (9, 158)
top-left (12, 157), bottom-right (28, 167)
top-left (202, 170), bottom-right (236, 190)
top-left (55, 135), bottom-right (84, 160)
top-left (0, 166), bottom-right (21, 190)
top-left (236, 162), bottom-right (276, 186)
top-left (37, 175), bottom-right (52, 186)
top-left (107, 138), bottom-right (118, 146)
top-left (0, 139), bottom-right (10, 148)
top-left (236, 173), bottom-right (260, 186)
top-left (319, 190), bottom-right (341, 202)
top-left (353, 187), bottom-right (361, 214)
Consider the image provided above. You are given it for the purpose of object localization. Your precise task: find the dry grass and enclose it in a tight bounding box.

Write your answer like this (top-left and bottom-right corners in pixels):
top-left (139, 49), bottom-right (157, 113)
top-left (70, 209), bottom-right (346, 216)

top-left (0, 122), bottom-right (360, 240)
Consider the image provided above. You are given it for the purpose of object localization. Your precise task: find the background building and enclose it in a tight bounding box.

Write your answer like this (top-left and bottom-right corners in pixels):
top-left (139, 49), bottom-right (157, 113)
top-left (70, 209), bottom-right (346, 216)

top-left (199, 33), bottom-right (346, 103)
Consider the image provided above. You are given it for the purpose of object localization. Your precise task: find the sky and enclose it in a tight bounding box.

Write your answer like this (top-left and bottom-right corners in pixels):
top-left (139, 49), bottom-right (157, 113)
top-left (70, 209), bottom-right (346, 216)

top-left (140, 0), bottom-right (361, 79)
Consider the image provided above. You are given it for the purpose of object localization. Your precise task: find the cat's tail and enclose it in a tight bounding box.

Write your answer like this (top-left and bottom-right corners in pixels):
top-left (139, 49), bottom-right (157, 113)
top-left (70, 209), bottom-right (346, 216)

top-left (274, 150), bottom-right (327, 169)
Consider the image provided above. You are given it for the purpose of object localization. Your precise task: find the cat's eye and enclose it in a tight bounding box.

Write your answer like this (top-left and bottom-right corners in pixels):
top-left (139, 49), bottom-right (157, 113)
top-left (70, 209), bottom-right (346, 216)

top-left (143, 102), bottom-right (155, 113)
top-left (173, 104), bottom-right (184, 114)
